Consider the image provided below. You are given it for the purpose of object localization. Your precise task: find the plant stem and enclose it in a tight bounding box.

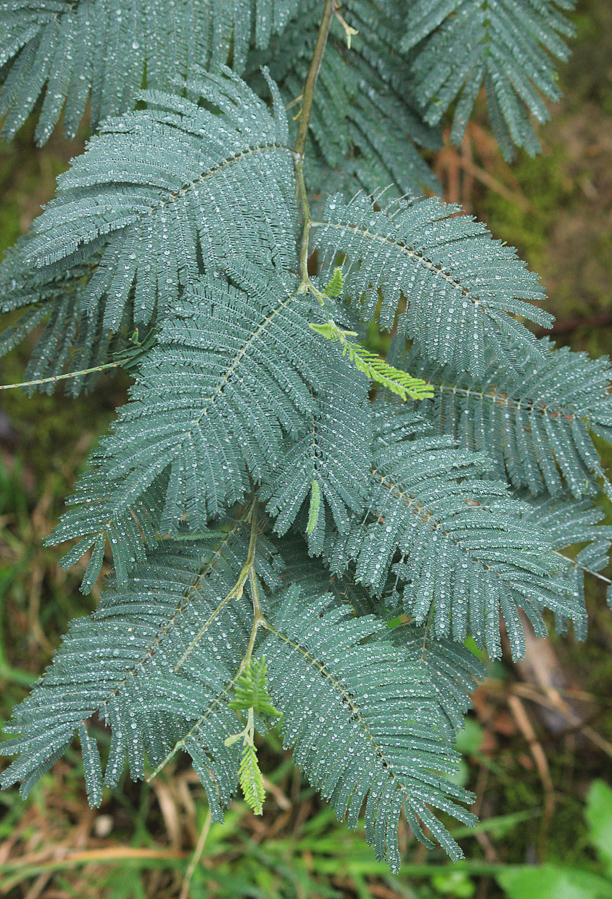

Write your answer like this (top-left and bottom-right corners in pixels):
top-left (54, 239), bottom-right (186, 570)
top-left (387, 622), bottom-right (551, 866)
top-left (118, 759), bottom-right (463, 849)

top-left (0, 361), bottom-right (120, 391)
top-left (179, 808), bottom-right (212, 899)
top-left (295, 0), bottom-right (335, 160)
top-left (295, 0), bottom-right (336, 287)
top-left (174, 499), bottom-right (260, 671)
top-left (236, 518), bottom-right (270, 677)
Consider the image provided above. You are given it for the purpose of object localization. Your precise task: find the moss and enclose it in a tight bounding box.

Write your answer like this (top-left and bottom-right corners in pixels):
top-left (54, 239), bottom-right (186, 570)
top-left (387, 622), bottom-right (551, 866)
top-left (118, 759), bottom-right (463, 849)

top-left (477, 145), bottom-right (574, 275)
top-left (567, 2), bottom-right (612, 116)
top-left (0, 118), bottom-right (85, 260)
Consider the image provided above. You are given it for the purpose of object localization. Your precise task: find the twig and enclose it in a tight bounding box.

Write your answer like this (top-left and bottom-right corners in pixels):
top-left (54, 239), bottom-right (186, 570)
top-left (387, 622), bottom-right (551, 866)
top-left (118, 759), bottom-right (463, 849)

top-left (294, 0), bottom-right (336, 160)
top-left (460, 156), bottom-right (530, 212)
top-left (261, 776), bottom-right (291, 811)
top-left (174, 499), bottom-right (259, 672)
top-left (480, 680), bottom-right (612, 758)
top-left (536, 311), bottom-right (612, 337)
top-left (179, 808), bottom-right (212, 899)
top-left (507, 694), bottom-right (555, 860)
top-left (294, 0), bottom-right (336, 286)
top-left (0, 362), bottom-right (121, 392)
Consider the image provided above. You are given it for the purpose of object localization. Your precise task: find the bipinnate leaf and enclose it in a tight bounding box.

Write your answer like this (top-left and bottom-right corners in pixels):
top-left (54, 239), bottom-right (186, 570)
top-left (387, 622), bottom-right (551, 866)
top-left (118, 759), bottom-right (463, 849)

top-left (262, 587), bottom-right (477, 872)
top-left (315, 192), bottom-right (551, 376)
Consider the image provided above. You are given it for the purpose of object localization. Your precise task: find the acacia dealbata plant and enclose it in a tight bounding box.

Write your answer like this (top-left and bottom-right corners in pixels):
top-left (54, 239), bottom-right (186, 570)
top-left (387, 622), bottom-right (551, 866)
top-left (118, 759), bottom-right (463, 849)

top-left (1, 0), bottom-right (610, 872)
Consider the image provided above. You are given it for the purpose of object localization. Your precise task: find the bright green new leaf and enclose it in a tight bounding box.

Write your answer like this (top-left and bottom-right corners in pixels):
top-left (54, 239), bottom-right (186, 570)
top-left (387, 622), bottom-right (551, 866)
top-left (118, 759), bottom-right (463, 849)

top-left (585, 780), bottom-right (612, 873)
top-left (498, 864), bottom-right (611, 899)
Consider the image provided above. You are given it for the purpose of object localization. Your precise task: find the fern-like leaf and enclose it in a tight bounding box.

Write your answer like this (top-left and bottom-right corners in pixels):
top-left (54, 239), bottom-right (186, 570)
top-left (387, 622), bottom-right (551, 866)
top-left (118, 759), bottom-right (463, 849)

top-left (262, 355), bottom-right (373, 554)
top-left (517, 495), bottom-right (612, 640)
top-left (0, 0), bottom-right (300, 144)
top-left (1, 68), bottom-right (295, 350)
top-left (314, 192), bottom-right (552, 376)
top-left (237, 741), bottom-right (266, 815)
top-left (329, 410), bottom-right (578, 659)
top-left (306, 481), bottom-right (321, 536)
top-left (229, 658), bottom-right (281, 718)
top-left (1, 520), bottom-right (283, 820)
top-left (261, 586), bottom-right (476, 870)
top-left (0, 246), bottom-right (129, 395)
top-left (278, 536), bottom-right (486, 739)
top-left (246, 0), bottom-right (442, 200)
top-left (402, 0), bottom-right (576, 160)
top-left (405, 341), bottom-right (612, 500)
top-left (46, 268), bottom-right (335, 589)
top-left (310, 319), bottom-right (434, 401)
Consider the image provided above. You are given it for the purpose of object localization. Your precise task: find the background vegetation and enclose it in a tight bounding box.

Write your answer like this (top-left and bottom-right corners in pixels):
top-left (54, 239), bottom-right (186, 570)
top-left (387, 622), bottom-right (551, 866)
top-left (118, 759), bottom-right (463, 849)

top-left (1, 1), bottom-right (612, 896)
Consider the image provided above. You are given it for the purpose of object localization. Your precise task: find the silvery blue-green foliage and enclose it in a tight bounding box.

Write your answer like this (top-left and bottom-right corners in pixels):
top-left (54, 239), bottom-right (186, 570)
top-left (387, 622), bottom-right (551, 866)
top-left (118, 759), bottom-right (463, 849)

top-left (314, 192), bottom-right (552, 375)
top-left (388, 623), bottom-right (485, 739)
top-left (262, 357), bottom-right (373, 555)
top-left (0, 244), bottom-right (132, 395)
top-left (328, 410), bottom-right (580, 661)
top-left (402, 0), bottom-right (576, 160)
top-left (0, 0), bottom-right (300, 144)
top-left (46, 265), bottom-right (345, 592)
top-left (1, 516), bottom-right (480, 871)
top-left (296, 546), bottom-right (487, 739)
top-left (516, 496), bottom-right (612, 640)
top-left (0, 68), bottom-right (295, 388)
top-left (14, 70), bottom-right (294, 324)
top-left (0, 1), bottom-right (574, 387)
top-left (2, 0), bottom-right (612, 875)
top-left (261, 586), bottom-right (477, 869)
top-left (404, 341), bottom-right (612, 499)
top-left (1, 519), bottom-right (284, 820)
top-left (246, 0), bottom-right (442, 200)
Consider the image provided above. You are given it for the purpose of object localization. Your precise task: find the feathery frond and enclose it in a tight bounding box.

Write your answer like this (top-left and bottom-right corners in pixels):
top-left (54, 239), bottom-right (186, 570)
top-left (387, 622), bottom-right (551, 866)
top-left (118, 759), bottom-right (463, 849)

top-left (405, 341), bottom-right (612, 500)
top-left (310, 319), bottom-right (434, 401)
top-left (1, 2), bottom-right (605, 876)
top-left (0, 245), bottom-right (127, 395)
top-left (229, 657), bottom-right (281, 718)
top-left (46, 267), bottom-right (331, 590)
top-left (517, 495), bottom-right (612, 640)
top-left (314, 192), bottom-right (552, 376)
top-left (0, 0), bottom-right (300, 144)
top-left (276, 529), bottom-right (485, 765)
top-left (236, 742), bottom-right (266, 814)
top-left (1, 519), bottom-right (283, 820)
top-left (225, 657), bottom-right (280, 815)
top-left (246, 0), bottom-right (442, 200)
top-left (389, 623), bottom-right (486, 739)
top-left (0, 67), bottom-right (295, 355)
top-left (402, 0), bottom-right (576, 160)
top-left (329, 410), bottom-right (577, 659)
top-left (261, 586), bottom-right (477, 871)
top-left (262, 355), bottom-right (373, 555)
top-left (278, 536), bottom-right (486, 739)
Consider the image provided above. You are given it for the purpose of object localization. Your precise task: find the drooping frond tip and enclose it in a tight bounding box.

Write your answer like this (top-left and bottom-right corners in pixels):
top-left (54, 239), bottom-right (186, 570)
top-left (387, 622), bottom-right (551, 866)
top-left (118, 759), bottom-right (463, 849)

top-left (0, 0), bottom-right (300, 143)
top-left (402, 0), bottom-right (576, 160)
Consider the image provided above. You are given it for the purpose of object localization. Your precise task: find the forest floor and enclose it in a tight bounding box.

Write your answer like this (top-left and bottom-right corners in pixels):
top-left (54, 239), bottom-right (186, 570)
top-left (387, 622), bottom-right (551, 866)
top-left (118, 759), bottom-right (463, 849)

top-left (1, 2), bottom-right (612, 898)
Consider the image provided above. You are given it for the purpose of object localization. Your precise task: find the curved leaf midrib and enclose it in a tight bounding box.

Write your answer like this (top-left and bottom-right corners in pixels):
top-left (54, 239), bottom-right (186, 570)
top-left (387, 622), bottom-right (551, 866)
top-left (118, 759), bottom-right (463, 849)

top-left (74, 286), bottom-right (307, 540)
top-left (31, 143), bottom-right (295, 265)
top-left (370, 466), bottom-right (553, 588)
top-left (266, 621), bottom-right (441, 805)
top-left (132, 143), bottom-right (293, 217)
top-left (103, 288), bottom-right (302, 463)
top-left (51, 521), bottom-right (248, 727)
top-left (190, 286), bottom-right (302, 425)
top-left (431, 381), bottom-right (586, 422)
top-left (312, 219), bottom-right (477, 304)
